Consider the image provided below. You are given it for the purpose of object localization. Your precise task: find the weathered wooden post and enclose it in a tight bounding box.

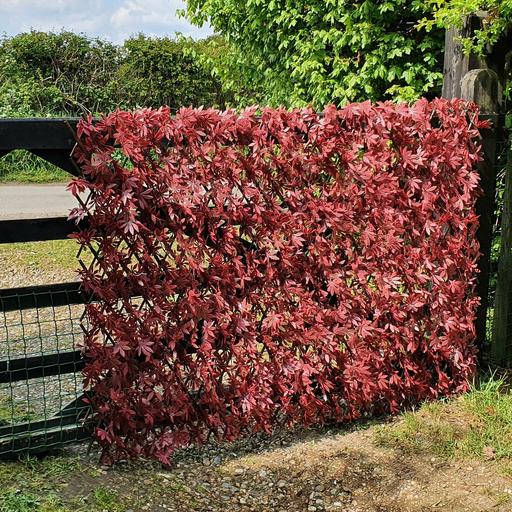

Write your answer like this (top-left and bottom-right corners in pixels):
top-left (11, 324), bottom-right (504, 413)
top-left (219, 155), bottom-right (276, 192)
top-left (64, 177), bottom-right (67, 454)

top-left (442, 13), bottom-right (503, 363)
top-left (442, 15), bottom-right (486, 99)
top-left (463, 70), bottom-right (501, 363)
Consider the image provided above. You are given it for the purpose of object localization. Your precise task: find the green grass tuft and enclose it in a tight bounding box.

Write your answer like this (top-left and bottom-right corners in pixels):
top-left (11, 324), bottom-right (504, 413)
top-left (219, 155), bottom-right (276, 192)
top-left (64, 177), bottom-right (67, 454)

top-left (92, 488), bottom-right (125, 512)
top-left (0, 396), bottom-right (36, 425)
top-left (0, 151), bottom-right (69, 183)
top-left (375, 375), bottom-right (512, 462)
top-left (0, 491), bottom-right (40, 512)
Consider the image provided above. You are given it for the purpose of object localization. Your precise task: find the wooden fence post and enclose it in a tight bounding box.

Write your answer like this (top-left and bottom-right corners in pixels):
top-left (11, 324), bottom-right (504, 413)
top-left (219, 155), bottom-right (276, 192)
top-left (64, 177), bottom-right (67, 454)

top-left (461, 69), bottom-right (501, 360)
top-left (442, 16), bottom-right (502, 362)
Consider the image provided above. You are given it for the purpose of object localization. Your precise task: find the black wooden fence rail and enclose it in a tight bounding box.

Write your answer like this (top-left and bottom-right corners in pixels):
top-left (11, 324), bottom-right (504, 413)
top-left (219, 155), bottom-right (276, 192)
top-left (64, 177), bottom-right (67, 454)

top-left (0, 118), bottom-right (93, 459)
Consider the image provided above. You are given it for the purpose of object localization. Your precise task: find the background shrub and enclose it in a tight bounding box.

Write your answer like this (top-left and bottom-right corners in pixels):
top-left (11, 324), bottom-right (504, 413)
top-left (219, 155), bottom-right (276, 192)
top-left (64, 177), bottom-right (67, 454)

top-left (0, 30), bottom-right (230, 118)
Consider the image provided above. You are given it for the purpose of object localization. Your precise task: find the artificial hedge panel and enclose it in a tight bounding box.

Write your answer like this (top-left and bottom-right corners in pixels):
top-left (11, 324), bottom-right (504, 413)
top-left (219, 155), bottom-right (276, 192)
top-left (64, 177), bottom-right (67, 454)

top-left (70, 99), bottom-right (484, 463)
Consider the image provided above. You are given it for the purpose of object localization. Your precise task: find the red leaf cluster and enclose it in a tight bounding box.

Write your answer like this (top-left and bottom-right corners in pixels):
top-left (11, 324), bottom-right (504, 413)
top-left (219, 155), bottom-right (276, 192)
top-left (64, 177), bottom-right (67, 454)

top-left (71, 99), bottom-right (484, 464)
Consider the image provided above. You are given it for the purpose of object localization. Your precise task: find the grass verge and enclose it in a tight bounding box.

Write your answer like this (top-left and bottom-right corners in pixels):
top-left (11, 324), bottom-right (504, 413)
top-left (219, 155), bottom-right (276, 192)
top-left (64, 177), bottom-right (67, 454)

top-left (0, 240), bottom-right (82, 273)
top-left (0, 151), bottom-right (69, 183)
top-left (375, 376), bottom-right (512, 470)
top-left (0, 239), bottom-right (94, 288)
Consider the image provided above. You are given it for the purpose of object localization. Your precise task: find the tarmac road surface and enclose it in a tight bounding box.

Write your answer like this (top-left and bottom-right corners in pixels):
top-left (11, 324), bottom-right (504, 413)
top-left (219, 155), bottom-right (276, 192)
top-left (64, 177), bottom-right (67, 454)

top-left (0, 184), bottom-right (79, 220)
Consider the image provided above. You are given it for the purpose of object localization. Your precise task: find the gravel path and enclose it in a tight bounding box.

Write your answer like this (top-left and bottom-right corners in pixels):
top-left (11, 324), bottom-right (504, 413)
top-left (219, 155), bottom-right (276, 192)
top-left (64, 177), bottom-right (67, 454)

top-left (49, 425), bottom-right (512, 511)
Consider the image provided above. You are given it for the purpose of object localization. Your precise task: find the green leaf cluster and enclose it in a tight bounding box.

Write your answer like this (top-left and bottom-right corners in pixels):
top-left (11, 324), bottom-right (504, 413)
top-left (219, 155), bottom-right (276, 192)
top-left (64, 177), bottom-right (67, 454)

top-left (420, 1), bottom-right (512, 54)
top-left (184, 0), bottom-right (446, 107)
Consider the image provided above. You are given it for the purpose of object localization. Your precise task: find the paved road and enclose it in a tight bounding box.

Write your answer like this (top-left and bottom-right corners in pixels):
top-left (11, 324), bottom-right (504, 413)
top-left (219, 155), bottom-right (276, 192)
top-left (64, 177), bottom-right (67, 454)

top-left (0, 184), bottom-right (80, 220)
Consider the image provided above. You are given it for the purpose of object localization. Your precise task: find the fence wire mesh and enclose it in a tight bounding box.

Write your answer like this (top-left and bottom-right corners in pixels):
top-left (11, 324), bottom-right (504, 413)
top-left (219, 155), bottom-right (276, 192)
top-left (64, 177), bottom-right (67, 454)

top-left (485, 114), bottom-right (511, 365)
top-left (0, 287), bottom-right (90, 458)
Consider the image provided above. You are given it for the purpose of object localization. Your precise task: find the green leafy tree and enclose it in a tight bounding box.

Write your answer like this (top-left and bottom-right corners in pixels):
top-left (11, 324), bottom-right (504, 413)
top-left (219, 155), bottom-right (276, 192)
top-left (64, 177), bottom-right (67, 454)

top-left (185, 35), bottom-right (264, 107)
top-left (421, 1), bottom-right (512, 53)
top-left (184, 0), bottom-right (446, 107)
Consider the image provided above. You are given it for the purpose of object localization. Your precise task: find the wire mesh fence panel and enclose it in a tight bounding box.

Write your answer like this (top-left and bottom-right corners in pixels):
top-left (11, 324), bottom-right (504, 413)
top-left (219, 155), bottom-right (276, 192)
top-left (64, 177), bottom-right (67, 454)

top-left (0, 288), bottom-right (91, 458)
top-left (488, 116), bottom-right (512, 367)
top-left (0, 303), bottom-right (83, 358)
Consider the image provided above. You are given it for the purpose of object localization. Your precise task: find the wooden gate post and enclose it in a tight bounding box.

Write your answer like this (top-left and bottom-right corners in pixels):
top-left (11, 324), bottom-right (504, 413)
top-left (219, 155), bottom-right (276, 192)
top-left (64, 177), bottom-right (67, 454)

top-left (442, 16), bottom-right (486, 99)
top-left (442, 15), bottom-right (503, 362)
top-left (461, 69), bottom-right (501, 361)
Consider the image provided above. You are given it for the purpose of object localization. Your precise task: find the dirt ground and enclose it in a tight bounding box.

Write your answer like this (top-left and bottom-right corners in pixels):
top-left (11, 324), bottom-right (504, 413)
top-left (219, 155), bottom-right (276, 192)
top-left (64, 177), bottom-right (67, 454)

top-left (104, 428), bottom-right (512, 512)
top-left (2, 420), bottom-right (509, 512)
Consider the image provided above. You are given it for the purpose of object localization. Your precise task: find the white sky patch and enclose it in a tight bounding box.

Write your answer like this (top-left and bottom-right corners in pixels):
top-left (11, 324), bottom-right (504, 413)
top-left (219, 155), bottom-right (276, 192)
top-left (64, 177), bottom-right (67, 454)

top-left (0, 0), bottom-right (212, 43)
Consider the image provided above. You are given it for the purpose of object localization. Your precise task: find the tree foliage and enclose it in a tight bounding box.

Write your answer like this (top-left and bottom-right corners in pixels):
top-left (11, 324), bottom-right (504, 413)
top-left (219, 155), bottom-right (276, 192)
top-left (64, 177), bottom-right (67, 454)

top-left (0, 31), bottom-right (229, 117)
top-left (184, 0), bottom-right (445, 107)
top-left (421, 1), bottom-right (512, 53)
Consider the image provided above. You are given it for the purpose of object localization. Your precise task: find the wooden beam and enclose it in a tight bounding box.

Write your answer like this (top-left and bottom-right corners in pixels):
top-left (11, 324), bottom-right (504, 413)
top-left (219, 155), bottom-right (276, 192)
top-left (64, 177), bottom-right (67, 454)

top-left (0, 350), bottom-right (84, 383)
top-left (0, 406), bottom-right (90, 439)
top-left (0, 217), bottom-right (78, 243)
top-left (460, 69), bottom-right (501, 359)
top-left (29, 149), bottom-right (80, 176)
top-left (492, 147), bottom-right (512, 366)
top-left (443, 16), bottom-right (507, 362)
top-left (442, 16), bottom-right (486, 99)
top-left (0, 119), bottom-right (79, 151)
top-left (0, 422), bottom-right (92, 459)
top-left (0, 281), bottom-right (84, 312)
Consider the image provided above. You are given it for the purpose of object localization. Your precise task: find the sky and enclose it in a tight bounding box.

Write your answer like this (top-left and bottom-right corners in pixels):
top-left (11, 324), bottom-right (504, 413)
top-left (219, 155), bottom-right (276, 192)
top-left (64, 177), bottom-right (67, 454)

top-left (0, 0), bottom-right (213, 43)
